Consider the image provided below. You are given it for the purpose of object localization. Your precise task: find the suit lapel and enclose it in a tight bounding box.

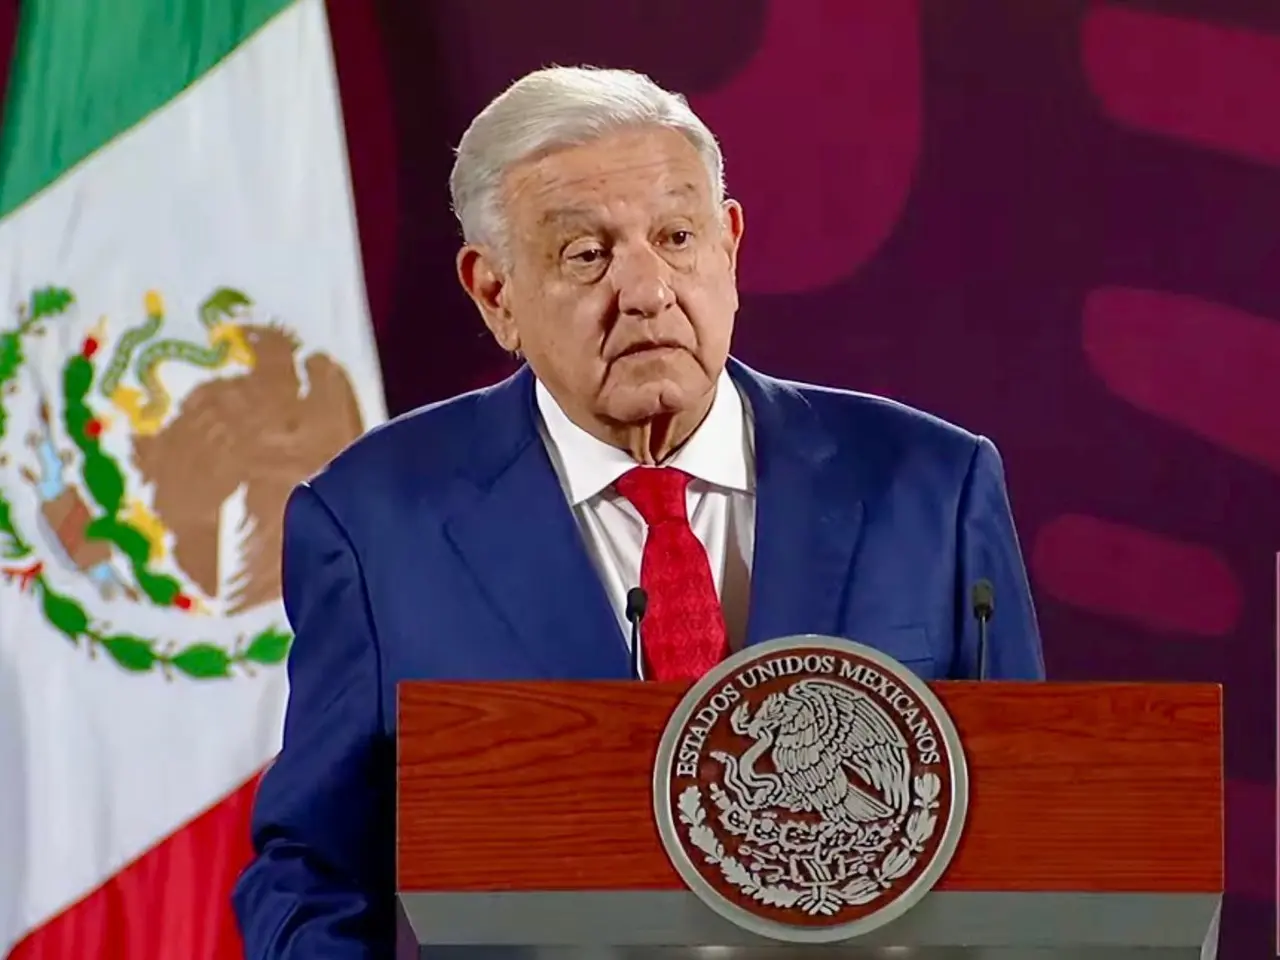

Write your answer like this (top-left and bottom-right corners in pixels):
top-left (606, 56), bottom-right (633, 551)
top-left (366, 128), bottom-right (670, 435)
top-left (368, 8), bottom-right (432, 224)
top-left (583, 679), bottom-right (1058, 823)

top-left (728, 360), bottom-right (869, 646)
top-left (437, 360), bottom-right (875, 672)
top-left (441, 368), bottom-right (631, 679)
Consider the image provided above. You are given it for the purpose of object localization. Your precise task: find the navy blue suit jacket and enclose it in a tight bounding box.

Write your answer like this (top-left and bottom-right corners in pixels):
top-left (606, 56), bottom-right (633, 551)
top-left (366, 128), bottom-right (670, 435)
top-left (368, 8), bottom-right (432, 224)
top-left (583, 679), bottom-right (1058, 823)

top-left (232, 358), bottom-right (1044, 958)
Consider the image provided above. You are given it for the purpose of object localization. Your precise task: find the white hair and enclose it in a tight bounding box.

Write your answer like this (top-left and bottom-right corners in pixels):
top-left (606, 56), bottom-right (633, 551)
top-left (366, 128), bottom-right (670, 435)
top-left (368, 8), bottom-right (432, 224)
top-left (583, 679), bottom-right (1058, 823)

top-left (449, 66), bottom-right (725, 253)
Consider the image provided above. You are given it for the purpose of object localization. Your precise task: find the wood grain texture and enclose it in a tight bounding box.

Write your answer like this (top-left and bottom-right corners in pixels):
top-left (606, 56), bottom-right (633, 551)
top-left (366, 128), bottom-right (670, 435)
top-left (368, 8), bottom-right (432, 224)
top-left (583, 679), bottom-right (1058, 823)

top-left (397, 681), bottom-right (1222, 894)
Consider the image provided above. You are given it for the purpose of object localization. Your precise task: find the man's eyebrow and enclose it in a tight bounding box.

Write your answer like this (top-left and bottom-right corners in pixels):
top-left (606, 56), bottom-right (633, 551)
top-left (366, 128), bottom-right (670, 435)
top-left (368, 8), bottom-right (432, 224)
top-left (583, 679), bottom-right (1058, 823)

top-left (539, 208), bottom-right (598, 227)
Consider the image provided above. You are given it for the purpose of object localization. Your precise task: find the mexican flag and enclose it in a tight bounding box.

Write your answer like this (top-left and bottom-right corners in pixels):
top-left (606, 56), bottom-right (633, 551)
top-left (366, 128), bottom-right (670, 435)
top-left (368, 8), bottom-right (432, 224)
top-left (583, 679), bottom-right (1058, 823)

top-left (0, 1), bottom-right (385, 956)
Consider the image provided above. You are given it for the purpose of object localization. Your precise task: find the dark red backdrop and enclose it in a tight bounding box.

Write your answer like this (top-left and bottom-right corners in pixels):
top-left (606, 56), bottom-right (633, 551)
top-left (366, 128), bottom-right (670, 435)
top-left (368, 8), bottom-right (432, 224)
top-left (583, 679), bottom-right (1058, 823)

top-left (4, 0), bottom-right (1277, 955)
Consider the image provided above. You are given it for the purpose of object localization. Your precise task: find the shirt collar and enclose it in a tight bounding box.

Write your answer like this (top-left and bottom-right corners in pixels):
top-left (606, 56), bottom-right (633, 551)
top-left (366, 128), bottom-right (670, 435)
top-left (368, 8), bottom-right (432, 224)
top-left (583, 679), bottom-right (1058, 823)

top-left (535, 368), bottom-right (755, 506)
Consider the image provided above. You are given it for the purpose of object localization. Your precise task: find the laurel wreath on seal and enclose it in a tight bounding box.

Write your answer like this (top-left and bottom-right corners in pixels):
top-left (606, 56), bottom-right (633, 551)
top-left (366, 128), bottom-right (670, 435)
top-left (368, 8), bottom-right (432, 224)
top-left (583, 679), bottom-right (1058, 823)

top-left (677, 772), bottom-right (942, 912)
top-left (0, 287), bottom-right (292, 680)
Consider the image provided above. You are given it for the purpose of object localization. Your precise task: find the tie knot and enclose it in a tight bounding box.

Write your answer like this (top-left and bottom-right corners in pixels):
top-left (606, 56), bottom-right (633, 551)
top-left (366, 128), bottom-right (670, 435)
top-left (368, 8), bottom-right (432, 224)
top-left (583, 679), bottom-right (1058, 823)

top-left (615, 467), bottom-right (691, 525)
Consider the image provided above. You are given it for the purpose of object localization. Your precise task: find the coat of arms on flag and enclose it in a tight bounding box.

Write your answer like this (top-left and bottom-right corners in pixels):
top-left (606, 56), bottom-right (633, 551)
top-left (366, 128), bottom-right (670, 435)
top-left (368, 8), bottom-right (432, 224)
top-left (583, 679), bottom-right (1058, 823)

top-left (0, 284), bottom-right (365, 679)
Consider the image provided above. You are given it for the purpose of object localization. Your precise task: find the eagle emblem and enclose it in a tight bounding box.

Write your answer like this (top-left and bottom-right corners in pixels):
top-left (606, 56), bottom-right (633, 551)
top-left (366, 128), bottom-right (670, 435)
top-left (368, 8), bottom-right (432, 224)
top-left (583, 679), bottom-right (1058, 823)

top-left (653, 636), bottom-right (968, 943)
top-left (716, 678), bottom-right (912, 826)
top-left (0, 286), bottom-right (367, 679)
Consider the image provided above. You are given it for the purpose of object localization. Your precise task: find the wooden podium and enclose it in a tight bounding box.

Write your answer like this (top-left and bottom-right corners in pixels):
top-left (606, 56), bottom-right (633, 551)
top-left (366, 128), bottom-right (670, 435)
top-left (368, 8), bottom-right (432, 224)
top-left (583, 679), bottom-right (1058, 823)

top-left (395, 680), bottom-right (1222, 959)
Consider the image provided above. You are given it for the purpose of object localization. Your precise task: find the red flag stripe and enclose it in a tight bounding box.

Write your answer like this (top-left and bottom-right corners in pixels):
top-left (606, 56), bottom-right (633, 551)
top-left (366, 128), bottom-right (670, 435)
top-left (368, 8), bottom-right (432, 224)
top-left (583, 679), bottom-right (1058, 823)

top-left (7, 774), bottom-right (260, 960)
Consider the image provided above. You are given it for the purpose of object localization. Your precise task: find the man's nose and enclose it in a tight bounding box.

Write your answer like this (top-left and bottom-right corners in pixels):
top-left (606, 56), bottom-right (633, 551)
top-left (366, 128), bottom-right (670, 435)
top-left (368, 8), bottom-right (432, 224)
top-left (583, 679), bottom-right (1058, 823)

top-left (612, 245), bottom-right (675, 318)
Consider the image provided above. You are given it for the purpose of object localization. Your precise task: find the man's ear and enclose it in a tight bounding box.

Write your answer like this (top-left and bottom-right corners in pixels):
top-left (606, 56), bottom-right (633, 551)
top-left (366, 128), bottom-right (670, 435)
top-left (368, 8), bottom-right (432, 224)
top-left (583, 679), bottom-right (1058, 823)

top-left (457, 244), bottom-right (519, 353)
top-left (720, 199), bottom-right (745, 278)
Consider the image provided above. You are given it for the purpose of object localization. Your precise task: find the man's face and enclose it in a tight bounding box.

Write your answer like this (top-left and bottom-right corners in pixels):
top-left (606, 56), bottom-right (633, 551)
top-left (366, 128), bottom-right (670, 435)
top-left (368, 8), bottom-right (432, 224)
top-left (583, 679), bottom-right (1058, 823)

top-left (460, 127), bottom-right (744, 433)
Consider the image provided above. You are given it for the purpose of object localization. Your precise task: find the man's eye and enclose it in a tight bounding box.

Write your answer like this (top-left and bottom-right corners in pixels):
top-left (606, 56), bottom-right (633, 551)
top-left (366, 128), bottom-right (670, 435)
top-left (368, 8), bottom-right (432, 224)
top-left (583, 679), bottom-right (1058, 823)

top-left (570, 248), bottom-right (606, 264)
top-left (668, 230), bottom-right (693, 247)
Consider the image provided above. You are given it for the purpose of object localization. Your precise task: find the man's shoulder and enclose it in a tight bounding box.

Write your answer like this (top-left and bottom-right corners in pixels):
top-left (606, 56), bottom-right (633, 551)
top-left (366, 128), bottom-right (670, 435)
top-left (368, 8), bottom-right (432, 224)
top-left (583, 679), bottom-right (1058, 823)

top-left (765, 374), bottom-right (997, 513)
top-left (763, 372), bottom-right (984, 463)
top-left (306, 376), bottom-right (524, 512)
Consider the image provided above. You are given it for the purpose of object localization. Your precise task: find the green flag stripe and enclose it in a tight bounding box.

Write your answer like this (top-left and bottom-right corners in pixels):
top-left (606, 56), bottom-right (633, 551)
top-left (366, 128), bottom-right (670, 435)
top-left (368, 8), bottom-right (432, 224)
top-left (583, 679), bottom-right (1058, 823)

top-left (0, 0), bottom-right (297, 219)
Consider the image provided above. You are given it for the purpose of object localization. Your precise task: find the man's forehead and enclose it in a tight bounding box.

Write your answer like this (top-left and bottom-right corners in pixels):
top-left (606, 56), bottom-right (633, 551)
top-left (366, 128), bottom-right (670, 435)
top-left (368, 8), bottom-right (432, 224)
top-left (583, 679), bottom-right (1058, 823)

top-left (535, 183), bottom-right (705, 226)
top-left (504, 128), bottom-right (711, 216)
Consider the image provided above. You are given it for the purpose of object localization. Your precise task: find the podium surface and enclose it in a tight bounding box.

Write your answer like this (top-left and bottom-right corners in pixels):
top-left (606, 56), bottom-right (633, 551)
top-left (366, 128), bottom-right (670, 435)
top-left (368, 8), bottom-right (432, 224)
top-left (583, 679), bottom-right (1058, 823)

top-left (396, 679), bottom-right (1222, 959)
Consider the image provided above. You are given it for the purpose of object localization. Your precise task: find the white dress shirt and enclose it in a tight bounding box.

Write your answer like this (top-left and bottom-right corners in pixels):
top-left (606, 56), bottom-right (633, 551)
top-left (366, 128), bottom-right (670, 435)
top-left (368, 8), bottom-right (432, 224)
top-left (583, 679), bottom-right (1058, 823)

top-left (535, 369), bottom-right (756, 650)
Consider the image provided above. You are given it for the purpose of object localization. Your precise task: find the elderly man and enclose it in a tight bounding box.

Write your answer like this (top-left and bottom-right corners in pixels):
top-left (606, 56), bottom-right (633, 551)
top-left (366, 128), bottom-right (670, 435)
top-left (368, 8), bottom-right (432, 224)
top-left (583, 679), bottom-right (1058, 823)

top-left (233, 66), bottom-right (1044, 957)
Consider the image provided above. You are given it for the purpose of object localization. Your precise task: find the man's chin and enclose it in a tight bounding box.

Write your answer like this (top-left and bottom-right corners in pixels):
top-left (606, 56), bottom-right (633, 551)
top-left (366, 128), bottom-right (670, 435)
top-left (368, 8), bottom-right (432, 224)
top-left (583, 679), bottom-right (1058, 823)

top-left (600, 376), bottom-right (715, 424)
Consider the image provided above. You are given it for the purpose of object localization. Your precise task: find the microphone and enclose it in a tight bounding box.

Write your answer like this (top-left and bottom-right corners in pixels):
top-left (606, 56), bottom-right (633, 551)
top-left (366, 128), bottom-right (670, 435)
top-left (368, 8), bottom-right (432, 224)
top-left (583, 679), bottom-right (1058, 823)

top-left (625, 587), bottom-right (649, 680)
top-left (971, 579), bottom-right (995, 680)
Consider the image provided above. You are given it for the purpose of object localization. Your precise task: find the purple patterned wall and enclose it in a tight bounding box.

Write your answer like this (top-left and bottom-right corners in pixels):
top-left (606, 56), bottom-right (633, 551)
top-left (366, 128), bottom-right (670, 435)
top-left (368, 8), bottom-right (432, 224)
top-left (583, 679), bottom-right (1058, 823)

top-left (3, 0), bottom-right (1276, 954)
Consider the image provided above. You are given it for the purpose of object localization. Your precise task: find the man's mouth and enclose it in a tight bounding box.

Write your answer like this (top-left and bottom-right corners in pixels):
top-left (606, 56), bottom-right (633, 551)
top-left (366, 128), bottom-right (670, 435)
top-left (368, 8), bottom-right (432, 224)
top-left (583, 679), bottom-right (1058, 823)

top-left (615, 341), bottom-right (680, 359)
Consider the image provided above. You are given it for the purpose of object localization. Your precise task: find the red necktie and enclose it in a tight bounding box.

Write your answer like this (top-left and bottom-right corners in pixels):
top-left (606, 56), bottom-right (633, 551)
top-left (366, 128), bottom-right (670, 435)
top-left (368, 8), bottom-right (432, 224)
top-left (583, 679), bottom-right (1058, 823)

top-left (614, 467), bottom-right (730, 681)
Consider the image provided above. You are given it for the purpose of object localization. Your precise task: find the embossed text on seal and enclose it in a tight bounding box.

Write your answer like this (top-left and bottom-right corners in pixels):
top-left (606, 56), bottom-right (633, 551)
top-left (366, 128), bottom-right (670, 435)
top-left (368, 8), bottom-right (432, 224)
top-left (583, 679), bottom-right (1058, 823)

top-left (652, 635), bottom-right (969, 943)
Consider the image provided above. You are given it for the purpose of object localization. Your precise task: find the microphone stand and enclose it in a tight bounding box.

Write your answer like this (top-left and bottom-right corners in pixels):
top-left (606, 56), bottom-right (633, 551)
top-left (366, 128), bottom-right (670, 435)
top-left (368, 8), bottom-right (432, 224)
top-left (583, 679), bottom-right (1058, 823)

top-left (625, 587), bottom-right (648, 680)
top-left (971, 579), bottom-right (994, 680)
